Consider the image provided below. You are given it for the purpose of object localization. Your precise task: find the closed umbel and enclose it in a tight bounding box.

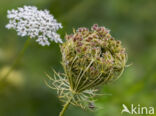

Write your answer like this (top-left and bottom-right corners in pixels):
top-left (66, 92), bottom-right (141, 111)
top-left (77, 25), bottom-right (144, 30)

top-left (61, 24), bottom-right (127, 93)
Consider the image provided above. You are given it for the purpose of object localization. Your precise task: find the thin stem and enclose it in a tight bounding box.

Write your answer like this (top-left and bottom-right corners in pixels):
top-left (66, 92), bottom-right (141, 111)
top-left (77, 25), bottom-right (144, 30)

top-left (74, 60), bottom-right (94, 91)
top-left (0, 38), bottom-right (30, 81)
top-left (78, 73), bottom-right (102, 92)
top-left (59, 97), bottom-right (73, 116)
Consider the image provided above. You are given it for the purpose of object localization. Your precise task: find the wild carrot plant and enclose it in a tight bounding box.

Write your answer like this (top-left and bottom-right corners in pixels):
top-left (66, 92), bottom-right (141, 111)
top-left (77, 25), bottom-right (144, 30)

top-left (46, 24), bottom-right (128, 116)
top-left (1, 6), bottom-right (62, 81)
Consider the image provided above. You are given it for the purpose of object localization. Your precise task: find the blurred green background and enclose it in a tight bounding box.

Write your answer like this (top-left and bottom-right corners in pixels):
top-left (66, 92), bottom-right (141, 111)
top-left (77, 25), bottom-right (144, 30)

top-left (0, 0), bottom-right (156, 116)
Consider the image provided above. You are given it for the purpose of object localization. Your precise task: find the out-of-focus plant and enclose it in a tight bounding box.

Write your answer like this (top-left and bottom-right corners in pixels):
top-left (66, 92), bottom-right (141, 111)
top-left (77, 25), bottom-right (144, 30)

top-left (1, 6), bottom-right (62, 81)
top-left (46, 24), bottom-right (128, 116)
top-left (0, 66), bottom-right (24, 87)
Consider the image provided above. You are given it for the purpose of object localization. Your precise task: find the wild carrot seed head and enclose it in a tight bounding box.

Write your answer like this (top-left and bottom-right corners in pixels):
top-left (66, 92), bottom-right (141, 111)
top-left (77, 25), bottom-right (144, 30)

top-left (61, 24), bottom-right (127, 92)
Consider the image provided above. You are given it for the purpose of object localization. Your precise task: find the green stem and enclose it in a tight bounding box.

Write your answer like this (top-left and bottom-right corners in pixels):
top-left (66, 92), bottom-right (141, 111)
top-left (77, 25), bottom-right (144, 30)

top-left (59, 96), bottom-right (73, 116)
top-left (0, 38), bottom-right (30, 81)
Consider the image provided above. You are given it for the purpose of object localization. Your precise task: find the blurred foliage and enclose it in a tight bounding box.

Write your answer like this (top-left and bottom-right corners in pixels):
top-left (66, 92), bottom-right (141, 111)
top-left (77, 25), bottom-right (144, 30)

top-left (0, 0), bottom-right (156, 116)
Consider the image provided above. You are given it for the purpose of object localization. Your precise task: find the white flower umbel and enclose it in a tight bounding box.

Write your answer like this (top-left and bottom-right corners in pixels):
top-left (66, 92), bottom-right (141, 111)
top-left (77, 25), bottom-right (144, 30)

top-left (6, 6), bottom-right (63, 46)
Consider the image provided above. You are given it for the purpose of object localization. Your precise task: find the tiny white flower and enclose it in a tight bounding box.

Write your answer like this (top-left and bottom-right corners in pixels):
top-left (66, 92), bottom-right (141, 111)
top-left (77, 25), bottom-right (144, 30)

top-left (6, 5), bottom-right (63, 46)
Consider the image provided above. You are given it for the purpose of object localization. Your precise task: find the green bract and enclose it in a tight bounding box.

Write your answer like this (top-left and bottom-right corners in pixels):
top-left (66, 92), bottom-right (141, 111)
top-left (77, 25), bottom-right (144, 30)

top-left (61, 24), bottom-right (127, 93)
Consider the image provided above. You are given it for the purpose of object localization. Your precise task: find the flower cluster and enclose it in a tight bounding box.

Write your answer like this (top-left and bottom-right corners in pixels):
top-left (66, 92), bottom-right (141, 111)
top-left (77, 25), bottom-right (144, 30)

top-left (48, 24), bottom-right (127, 109)
top-left (61, 24), bottom-right (127, 93)
top-left (6, 6), bottom-right (62, 46)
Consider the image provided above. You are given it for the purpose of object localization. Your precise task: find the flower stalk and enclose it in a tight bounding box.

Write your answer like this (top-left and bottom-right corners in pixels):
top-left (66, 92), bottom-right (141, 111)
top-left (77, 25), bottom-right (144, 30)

top-left (0, 38), bottom-right (30, 81)
top-left (59, 94), bottom-right (75, 116)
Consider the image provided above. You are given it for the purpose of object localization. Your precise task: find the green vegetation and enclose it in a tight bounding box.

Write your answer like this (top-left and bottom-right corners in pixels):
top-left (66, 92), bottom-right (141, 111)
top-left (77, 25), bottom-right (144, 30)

top-left (0, 0), bottom-right (156, 116)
